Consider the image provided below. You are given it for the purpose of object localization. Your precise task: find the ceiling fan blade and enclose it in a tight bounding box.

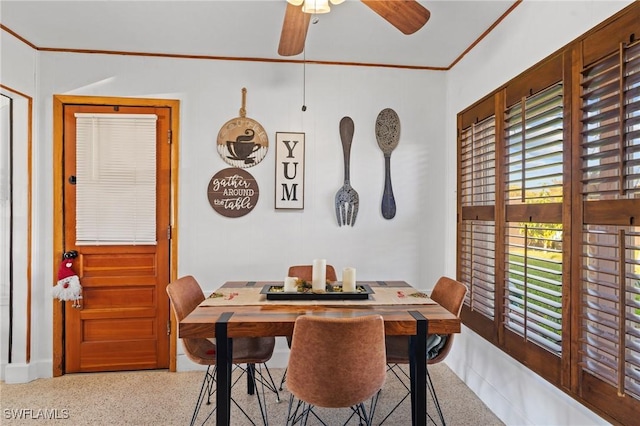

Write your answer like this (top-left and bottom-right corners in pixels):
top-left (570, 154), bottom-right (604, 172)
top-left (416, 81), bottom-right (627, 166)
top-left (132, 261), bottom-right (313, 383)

top-left (361, 0), bottom-right (430, 35)
top-left (278, 2), bottom-right (311, 56)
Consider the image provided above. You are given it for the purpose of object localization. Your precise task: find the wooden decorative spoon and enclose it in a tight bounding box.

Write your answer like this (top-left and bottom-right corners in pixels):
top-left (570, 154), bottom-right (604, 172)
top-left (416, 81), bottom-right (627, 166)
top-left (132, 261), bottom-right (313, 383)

top-left (375, 108), bottom-right (400, 219)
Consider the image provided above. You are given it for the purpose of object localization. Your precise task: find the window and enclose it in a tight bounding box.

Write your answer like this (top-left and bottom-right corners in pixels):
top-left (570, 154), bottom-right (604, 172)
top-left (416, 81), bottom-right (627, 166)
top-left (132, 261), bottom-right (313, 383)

top-left (504, 83), bottom-right (564, 356)
top-left (579, 38), bottom-right (640, 416)
top-left (459, 115), bottom-right (496, 320)
top-left (456, 3), bottom-right (640, 424)
top-left (75, 114), bottom-right (157, 245)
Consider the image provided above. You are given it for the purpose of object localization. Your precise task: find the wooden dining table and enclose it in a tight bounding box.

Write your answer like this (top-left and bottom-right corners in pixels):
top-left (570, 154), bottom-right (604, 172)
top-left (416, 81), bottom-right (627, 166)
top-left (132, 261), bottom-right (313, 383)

top-left (178, 280), bottom-right (461, 426)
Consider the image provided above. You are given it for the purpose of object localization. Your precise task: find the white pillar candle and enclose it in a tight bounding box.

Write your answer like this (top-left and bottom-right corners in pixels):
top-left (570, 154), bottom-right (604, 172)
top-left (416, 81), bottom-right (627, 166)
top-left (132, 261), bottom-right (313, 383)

top-left (342, 267), bottom-right (356, 292)
top-left (312, 259), bottom-right (326, 292)
top-left (284, 276), bottom-right (298, 292)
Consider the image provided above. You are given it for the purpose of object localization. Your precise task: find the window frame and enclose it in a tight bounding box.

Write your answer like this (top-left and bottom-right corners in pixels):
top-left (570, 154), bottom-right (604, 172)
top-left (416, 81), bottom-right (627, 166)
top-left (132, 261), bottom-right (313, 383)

top-left (456, 3), bottom-right (640, 424)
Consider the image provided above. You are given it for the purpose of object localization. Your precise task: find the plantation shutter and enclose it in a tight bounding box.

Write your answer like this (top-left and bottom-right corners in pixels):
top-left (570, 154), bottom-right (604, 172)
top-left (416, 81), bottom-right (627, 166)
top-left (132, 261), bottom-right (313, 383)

top-left (503, 83), bottom-right (564, 355)
top-left (580, 39), bottom-right (640, 401)
top-left (459, 116), bottom-right (496, 319)
top-left (504, 83), bottom-right (564, 205)
top-left (75, 113), bottom-right (157, 245)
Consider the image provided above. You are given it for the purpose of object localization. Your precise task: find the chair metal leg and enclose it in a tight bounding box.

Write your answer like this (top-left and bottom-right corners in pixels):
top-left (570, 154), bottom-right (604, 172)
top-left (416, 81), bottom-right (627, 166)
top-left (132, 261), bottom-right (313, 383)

top-left (426, 370), bottom-right (446, 426)
top-left (286, 393), bottom-right (380, 426)
top-left (251, 363), bottom-right (273, 426)
top-left (379, 363), bottom-right (447, 426)
top-left (378, 364), bottom-right (411, 425)
top-left (258, 363), bottom-right (281, 403)
top-left (285, 394), bottom-right (301, 425)
top-left (190, 365), bottom-right (216, 426)
top-left (247, 363), bottom-right (256, 395)
top-left (286, 397), bottom-right (303, 425)
top-left (241, 363), bottom-right (281, 402)
top-left (192, 363), bottom-right (279, 426)
top-left (367, 390), bottom-right (381, 426)
top-left (279, 367), bottom-right (287, 390)
top-left (286, 397), bottom-right (316, 426)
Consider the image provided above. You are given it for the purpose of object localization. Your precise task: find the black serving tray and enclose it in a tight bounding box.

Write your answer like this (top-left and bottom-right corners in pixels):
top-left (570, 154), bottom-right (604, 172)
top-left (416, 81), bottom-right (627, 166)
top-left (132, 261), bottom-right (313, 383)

top-left (261, 284), bottom-right (374, 300)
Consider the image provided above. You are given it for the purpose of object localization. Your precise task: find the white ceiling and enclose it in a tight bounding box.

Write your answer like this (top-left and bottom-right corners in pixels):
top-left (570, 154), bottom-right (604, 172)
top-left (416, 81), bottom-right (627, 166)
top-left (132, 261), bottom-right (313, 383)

top-left (0, 0), bottom-right (518, 69)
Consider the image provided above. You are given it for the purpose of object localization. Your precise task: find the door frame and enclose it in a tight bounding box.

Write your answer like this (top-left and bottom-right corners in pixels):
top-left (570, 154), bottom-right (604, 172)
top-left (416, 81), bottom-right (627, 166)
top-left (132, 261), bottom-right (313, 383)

top-left (52, 95), bottom-right (180, 376)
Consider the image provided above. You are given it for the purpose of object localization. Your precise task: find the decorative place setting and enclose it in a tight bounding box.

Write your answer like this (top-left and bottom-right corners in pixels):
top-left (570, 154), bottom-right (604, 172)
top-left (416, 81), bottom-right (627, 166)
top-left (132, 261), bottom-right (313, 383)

top-left (260, 282), bottom-right (373, 300)
top-left (262, 259), bottom-right (368, 300)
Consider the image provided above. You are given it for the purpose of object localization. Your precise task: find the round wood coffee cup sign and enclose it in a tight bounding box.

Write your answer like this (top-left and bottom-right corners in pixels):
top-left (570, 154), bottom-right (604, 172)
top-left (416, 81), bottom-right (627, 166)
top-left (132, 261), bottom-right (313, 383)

top-left (207, 168), bottom-right (259, 218)
top-left (217, 117), bottom-right (268, 168)
top-left (216, 88), bottom-right (268, 168)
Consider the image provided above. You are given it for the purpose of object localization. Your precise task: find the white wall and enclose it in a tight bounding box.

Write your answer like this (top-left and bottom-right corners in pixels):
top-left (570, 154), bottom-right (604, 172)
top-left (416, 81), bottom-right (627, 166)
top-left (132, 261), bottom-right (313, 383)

top-left (0, 32), bottom-right (38, 383)
top-left (443, 1), bottom-right (634, 425)
top-left (31, 50), bottom-right (447, 370)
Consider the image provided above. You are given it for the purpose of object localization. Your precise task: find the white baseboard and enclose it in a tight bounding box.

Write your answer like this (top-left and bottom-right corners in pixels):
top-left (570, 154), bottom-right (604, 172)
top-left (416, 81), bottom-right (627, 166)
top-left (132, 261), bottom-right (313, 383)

top-left (3, 360), bottom-right (51, 384)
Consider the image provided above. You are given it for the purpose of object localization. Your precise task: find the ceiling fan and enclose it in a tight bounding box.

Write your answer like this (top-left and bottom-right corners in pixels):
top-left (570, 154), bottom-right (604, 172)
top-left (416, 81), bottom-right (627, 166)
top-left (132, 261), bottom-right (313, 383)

top-left (278, 0), bottom-right (431, 56)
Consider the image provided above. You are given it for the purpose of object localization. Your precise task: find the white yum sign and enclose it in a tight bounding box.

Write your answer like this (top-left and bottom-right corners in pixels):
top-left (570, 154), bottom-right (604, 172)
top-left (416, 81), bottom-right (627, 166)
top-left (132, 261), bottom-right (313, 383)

top-left (275, 132), bottom-right (305, 210)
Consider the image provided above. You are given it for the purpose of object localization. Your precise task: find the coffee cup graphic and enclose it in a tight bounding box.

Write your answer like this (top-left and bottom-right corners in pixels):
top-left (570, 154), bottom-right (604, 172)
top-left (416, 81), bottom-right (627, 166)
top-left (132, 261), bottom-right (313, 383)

top-left (226, 129), bottom-right (261, 164)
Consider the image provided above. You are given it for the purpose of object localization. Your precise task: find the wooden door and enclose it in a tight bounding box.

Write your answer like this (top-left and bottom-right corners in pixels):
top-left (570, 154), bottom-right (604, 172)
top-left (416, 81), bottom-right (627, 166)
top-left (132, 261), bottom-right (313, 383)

top-left (62, 105), bottom-right (171, 372)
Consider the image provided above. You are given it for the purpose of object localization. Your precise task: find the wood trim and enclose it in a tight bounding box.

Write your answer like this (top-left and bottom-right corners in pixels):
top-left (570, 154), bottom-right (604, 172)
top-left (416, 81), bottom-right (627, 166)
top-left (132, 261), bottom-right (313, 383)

top-left (35, 48), bottom-right (449, 71)
top-left (459, 95), bottom-right (496, 130)
top-left (579, 371), bottom-right (640, 426)
top-left (52, 95), bottom-right (180, 376)
top-left (583, 199), bottom-right (640, 225)
top-left (0, 84), bottom-right (33, 364)
top-left (503, 329), bottom-right (562, 384)
top-left (26, 93), bottom-right (32, 364)
top-left (447, 0), bottom-right (523, 69)
top-left (505, 53), bottom-right (563, 107)
top-left (504, 203), bottom-right (563, 223)
top-left (456, 114), bottom-right (463, 282)
top-left (568, 40), bottom-right (584, 398)
top-left (581, 5), bottom-right (640, 68)
top-left (460, 307), bottom-right (498, 344)
top-left (560, 47), bottom-right (573, 390)
top-left (1, 2), bottom-right (524, 72)
top-left (0, 24), bottom-right (37, 49)
top-left (169, 101), bottom-right (180, 373)
top-left (493, 90), bottom-right (506, 346)
top-left (52, 97), bottom-right (64, 375)
top-left (460, 205), bottom-right (495, 221)
top-left (459, 2), bottom-right (639, 123)
top-left (0, 24), bottom-right (445, 71)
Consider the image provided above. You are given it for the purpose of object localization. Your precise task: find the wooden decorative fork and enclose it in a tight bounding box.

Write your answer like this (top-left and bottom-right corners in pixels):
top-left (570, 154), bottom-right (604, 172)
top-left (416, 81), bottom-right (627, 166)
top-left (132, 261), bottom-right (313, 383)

top-left (335, 116), bottom-right (359, 226)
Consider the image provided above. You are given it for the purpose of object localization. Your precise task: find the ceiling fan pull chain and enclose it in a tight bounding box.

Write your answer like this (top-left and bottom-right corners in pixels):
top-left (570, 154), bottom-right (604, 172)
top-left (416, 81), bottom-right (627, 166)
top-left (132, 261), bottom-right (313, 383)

top-left (302, 49), bottom-right (307, 112)
top-left (239, 87), bottom-right (247, 118)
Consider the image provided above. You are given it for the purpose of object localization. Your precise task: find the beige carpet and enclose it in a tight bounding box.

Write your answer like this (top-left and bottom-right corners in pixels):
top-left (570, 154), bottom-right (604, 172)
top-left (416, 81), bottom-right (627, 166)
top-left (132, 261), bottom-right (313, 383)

top-left (1, 364), bottom-right (503, 425)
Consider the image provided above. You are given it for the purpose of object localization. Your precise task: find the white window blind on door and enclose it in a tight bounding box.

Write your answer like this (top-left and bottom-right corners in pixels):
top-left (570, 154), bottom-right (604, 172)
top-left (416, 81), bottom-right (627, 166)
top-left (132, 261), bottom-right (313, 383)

top-left (75, 113), bottom-right (157, 245)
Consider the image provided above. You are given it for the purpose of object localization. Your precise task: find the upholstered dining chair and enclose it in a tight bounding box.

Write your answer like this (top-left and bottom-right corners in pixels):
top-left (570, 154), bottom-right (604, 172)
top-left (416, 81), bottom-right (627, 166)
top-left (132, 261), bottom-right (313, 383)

top-left (287, 264), bottom-right (338, 283)
top-left (379, 276), bottom-right (468, 426)
top-left (285, 315), bottom-right (387, 426)
top-left (166, 275), bottom-right (280, 426)
top-left (278, 264), bottom-right (338, 390)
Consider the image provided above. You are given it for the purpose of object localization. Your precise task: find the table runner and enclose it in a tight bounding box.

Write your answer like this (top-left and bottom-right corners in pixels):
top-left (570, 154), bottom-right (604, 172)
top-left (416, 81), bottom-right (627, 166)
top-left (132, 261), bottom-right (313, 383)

top-left (200, 284), bottom-right (436, 307)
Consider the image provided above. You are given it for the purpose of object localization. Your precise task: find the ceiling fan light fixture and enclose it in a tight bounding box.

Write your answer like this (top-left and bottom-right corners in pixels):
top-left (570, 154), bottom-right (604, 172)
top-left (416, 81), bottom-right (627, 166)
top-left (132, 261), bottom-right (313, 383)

top-left (301, 0), bottom-right (331, 14)
top-left (329, 0), bottom-right (345, 4)
top-left (286, 0), bottom-right (304, 6)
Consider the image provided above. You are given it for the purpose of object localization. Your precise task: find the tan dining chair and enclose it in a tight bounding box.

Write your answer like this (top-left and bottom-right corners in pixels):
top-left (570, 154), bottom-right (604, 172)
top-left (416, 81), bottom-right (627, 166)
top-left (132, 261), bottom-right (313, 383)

top-left (278, 264), bottom-right (339, 390)
top-left (166, 275), bottom-right (280, 426)
top-left (285, 315), bottom-right (387, 426)
top-left (379, 276), bottom-right (468, 426)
